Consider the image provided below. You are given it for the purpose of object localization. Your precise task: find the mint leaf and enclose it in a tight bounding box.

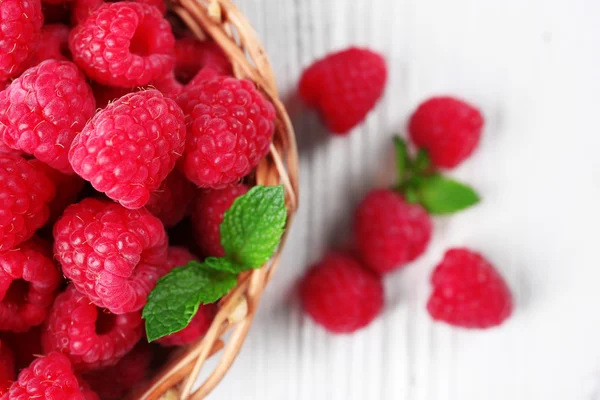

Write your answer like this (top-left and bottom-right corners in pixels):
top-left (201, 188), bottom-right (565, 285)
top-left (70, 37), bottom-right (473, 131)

top-left (220, 185), bottom-right (287, 270)
top-left (415, 175), bottom-right (480, 214)
top-left (142, 261), bottom-right (237, 342)
top-left (203, 256), bottom-right (241, 273)
top-left (413, 149), bottom-right (431, 173)
top-left (393, 136), bottom-right (409, 180)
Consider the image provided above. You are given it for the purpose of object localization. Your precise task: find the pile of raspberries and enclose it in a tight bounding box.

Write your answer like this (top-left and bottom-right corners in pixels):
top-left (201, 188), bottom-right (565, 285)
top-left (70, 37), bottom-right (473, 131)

top-left (0, 0), bottom-right (276, 398)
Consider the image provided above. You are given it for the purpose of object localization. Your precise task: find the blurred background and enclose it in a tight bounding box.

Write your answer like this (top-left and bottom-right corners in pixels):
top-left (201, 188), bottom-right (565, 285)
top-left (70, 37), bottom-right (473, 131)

top-left (205, 0), bottom-right (600, 398)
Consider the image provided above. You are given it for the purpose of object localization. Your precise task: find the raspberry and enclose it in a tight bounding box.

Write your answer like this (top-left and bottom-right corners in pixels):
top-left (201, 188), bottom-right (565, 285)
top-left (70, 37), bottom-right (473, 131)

top-left (0, 155), bottom-right (55, 251)
top-left (53, 198), bottom-right (168, 314)
top-left (0, 238), bottom-right (61, 332)
top-left (427, 248), bottom-right (513, 329)
top-left (0, 141), bottom-right (21, 157)
top-left (299, 252), bottom-right (384, 333)
top-left (408, 97), bottom-right (484, 168)
top-left (82, 342), bottom-right (152, 400)
top-left (69, 2), bottom-right (175, 87)
top-left (176, 76), bottom-right (276, 188)
top-left (25, 24), bottom-right (71, 68)
top-left (146, 170), bottom-right (195, 228)
top-left (133, 0), bottom-right (166, 14)
top-left (299, 47), bottom-right (387, 134)
top-left (191, 185), bottom-right (249, 257)
top-left (69, 89), bottom-right (186, 209)
top-left (42, 285), bottom-right (143, 371)
top-left (0, 340), bottom-right (14, 396)
top-left (174, 38), bottom-right (231, 84)
top-left (354, 189), bottom-right (432, 273)
top-left (0, 60), bottom-right (96, 174)
top-left (2, 352), bottom-right (98, 400)
top-left (0, 0), bottom-right (43, 82)
top-left (71, 0), bottom-right (101, 25)
top-left (151, 72), bottom-right (184, 98)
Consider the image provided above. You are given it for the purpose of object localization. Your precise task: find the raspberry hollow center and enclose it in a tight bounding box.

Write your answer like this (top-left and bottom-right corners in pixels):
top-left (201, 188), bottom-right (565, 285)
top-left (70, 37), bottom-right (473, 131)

top-left (3, 278), bottom-right (29, 305)
top-left (95, 309), bottom-right (116, 335)
top-left (129, 20), bottom-right (156, 57)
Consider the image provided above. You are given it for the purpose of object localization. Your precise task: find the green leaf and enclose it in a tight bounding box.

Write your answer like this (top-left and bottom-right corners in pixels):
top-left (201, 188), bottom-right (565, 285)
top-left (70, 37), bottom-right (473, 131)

top-left (393, 136), bottom-right (409, 180)
top-left (142, 261), bottom-right (237, 342)
top-left (415, 175), bottom-right (480, 214)
top-left (203, 256), bottom-right (242, 273)
top-left (220, 185), bottom-right (287, 270)
top-left (413, 149), bottom-right (431, 173)
top-left (404, 186), bottom-right (420, 204)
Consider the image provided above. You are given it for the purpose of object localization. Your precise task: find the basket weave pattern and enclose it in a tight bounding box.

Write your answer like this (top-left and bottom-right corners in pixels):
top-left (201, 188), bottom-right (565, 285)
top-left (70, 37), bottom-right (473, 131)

top-left (135, 0), bottom-right (298, 398)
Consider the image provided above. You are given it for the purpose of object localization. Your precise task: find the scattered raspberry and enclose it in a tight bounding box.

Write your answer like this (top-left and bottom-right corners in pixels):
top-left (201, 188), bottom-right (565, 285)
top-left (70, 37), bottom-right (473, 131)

top-left (0, 155), bottom-right (55, 251)
top-left (0, 238), bottom-right (61, 332)
top-left (53, 198), bottom-right (168, 314)
top-left (299, 47), bottom-right (387, 134)
top-left (0, 340), bottom-right (14, 396)
top-left (82, 342), bottom-right (152, 400)
top-left (0, 327), bottom-right (43, 369)
top-left (0, 0), bottom-right (43, 82)
top-left (354, 189), bottom-right (432, 273)
top-left (427, 248), bottom-right (513, 329)
top-left (2, 352), bottom-right (97, 400)
top-left (174, 38), bottom-right (231, 84)
top-left (176, 76), bottom-right (276, 188)
top-left (69, 89), bottom-right (186, 209)
top-left (69, 2), bottom-right (175, 87)
top-left (408, 96), bottom-right (484, 168)
top-left (42, 285), bottom-right (143, 371)
top-left (146, 170), bottom-right (195, 228)
top-left (0, 60), bottom-right (96, 174)
top-left (192, 185), bottom-right (249, 257)
top-left (299, 252), bottom-right (384, 333)
top-left (25, 24), bottom-right (71, 68)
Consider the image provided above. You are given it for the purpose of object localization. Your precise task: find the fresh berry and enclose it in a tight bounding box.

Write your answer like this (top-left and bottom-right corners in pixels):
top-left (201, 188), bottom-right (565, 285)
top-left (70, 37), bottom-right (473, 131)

top-left (0, 340), bottom-right (14, 396)
top-left (25, 24), bottom-right (71, 68)
top-left (42, 285), bottom-right (143, 371)
top-left (146, 170), bottom-right (195, 228)
top-left (354, 189), bottom-right (432, 273)
top-left (174, 38), bottom-right (231, 84)
top-left (70, 0), bottom-right (102, 25)
top-left (0, 60), bottom-right (96, 174)
top-left (0, 141), bottom-right (21, 156)
top-left (53, 198), bottom-right (168, 314)
top-left (191, 185), bottom-right (249, 257)
top-left (0, 0), bottom-right (43, 82)
top-left (408, 97), bottom-right (484, 169)
top-left (299, 47), bottom-right (387, 134)
top-left (69, 89), bottom-right (186, 209)
top-left (427, 248), bottom-right (513, 329)
top-left (2, 352), bottom-right (98, 400)
top-left (82, 342), bottom-right (152, 400)
top-left (69, 2), bottom-right (175, 87)
top-left (0, 238), bottom-right (61, 332)
top-left (0, 327), bottom-right (42, 369)
top-left (151, 72), bottom-right (184, 98)
top-left (176, 76), bottom-right (276, 188)
top-left (0, 155), bottom-right (55, 251)
top-left (299, 252), bottom-right (384, 333)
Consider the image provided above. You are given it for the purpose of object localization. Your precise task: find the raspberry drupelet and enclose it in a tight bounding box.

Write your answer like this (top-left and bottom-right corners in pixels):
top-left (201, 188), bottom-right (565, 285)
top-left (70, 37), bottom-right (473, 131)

top-left (53, 198), bottom-right (169, 314)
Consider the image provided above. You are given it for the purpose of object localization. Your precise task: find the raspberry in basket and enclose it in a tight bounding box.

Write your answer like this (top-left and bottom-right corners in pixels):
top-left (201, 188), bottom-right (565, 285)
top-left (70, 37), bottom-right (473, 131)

top-left (53, 198), bottom-right (169, 314)
top-left (0, 238), bottom-right (62, 332)
top-left (0, 155), bottom-right (55, 251)
top-left (177, 76), bottom-right (276, 188)
top-left (25, 24), bottom-right (71, 68)
top-left (146, 170), bottom-right (195, 228)
top-left (69, 89), bottom-right (186, 209)
top-left (69, 2), bottom-right (175, 87)
top-left (299, 252), bottom-right (384, 333)
top-left (174, 38), bottom-right (232, 83)
top-left (299, 47), bottom-right (387, 134)
top-left (0, 340), bottom-right (14, 396)
top-left (42, 285), bottom-right (143, 371)
top-left (354, 189), bottom-right (432, 273)
top-left (192, 184), bottom-right (250, 257)
top-left (0, 60), bottom-right (96, 174)
top-left (408, 96), bottom-right (484, 168)
top-left (427, 248), bottom-right (513, 329)
top-left (0, 0), bottom-right (43, 83)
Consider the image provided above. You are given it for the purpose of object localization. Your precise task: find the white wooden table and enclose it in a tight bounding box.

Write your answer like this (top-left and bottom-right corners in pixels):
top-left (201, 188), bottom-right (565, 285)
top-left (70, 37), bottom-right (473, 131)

top-left (207, 0), bottom-right (600, 398)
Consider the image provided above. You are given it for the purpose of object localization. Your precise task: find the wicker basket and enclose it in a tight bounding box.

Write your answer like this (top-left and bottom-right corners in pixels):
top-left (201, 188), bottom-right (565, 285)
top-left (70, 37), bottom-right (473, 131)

top-left (132, 0), bottom-right (299, 398)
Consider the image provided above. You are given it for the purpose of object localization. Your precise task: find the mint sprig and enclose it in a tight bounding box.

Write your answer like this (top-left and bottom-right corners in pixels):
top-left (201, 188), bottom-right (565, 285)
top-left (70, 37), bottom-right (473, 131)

top-left (143, 185), bottom-right (287, 341)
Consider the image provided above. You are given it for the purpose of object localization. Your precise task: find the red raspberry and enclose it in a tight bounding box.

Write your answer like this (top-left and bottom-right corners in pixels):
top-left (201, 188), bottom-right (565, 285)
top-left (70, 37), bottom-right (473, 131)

top-left (0, 155), bottom-right (55, 251)
top-left (0, 327), bottom-right (43, 370)
top-left (354, 189), bottom-right (432, 274)
top-left (69, 89), bottom-right (186, 209)
top-left (0, 60), bottom-right (96, 174)
top-left (427, 248), bottom-right (513, 329)
top-left (42, 285), bottom-right (143, 371)
top-left (25, 24), bottom-right (71, 69)
top-left (0, 0), bottom-right (43, 82)
top-left (71, 0), bottom-right (101, 25)
top-left (2, 352), bottom-right (98, 400)
top-left (408, 96), bottom-right (484, 169)
top-left (0, 340), bottom-right (14, 396)
top-left (0, 141), bottom-right (21, 157)
top-left (146, 170), bottom-right (195, 228)
top-left (154, 66), bottom-right (219, 102)
top-left (299, 47), bottom-right (387, 134)
top-left (0, 238), bottom-right (61, 332)
top-left (191, 185), bottom-right (249, 257)
top-left (151, 72), bottom-right (184, 98)
top-left (176, 76), bottom-right (276, 188)
top-left (69, 2), bottom-right (175, 87)
top-left (53, 198), bottom-right (168, 314)
top-left (299, 252), bottom-right (384, 333)
top-left (174, 38), bottom-right (231, 84)
top-left (82, 342), bottom-right (152, 400)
